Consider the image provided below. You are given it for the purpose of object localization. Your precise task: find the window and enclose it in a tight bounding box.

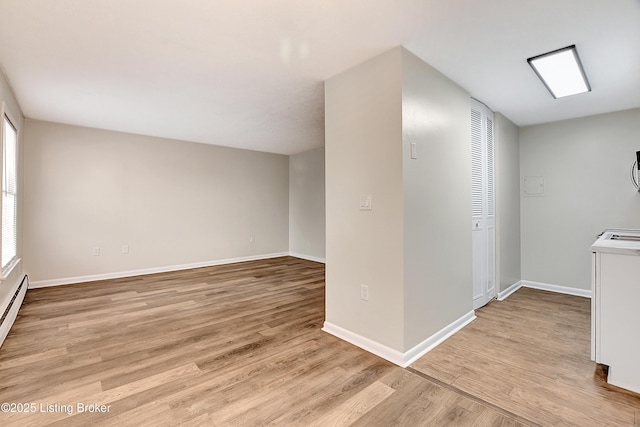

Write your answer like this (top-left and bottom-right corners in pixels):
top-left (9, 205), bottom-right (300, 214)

top-left (2, 112), bottom-right (17, 271)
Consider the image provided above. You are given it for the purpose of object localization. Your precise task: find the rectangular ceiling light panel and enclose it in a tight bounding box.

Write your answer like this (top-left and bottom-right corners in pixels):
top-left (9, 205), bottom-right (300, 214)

top-left (528, 45), bottom-right (591, 98)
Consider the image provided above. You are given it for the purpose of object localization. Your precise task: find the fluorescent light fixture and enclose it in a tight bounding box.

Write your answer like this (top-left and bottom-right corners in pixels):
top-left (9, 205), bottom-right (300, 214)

top-left (527, 45), bottom-right (591, 98)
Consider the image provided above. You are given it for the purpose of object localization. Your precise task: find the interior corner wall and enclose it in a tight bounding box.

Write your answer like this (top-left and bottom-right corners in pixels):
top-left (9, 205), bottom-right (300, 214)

top-left (520, 108), bottom-right (640, 290)
top-left (23, 119), bottom-right (289, 283)
top-left (0, 69), bottom-right (25, 308)
top-left (325, 47), bottom-right (405, 351)
top-left (495, 112), bottom-right (521, 292)
top-left (400, 48), bottom-right (473, 350)
top-left (289, 147), bottom-right (326, 262)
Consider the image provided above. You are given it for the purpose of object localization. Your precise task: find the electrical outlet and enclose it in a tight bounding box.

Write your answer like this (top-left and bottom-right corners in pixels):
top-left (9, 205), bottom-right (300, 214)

top-left (360, 284), bottom-right (369, 301)
top-left (359, 195), bottom-right (372, 211)
top-left (92, 247), bottom-right (100, 256)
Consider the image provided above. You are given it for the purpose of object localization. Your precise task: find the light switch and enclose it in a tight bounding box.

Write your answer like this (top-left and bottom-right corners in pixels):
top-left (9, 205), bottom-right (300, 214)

top-left (410, 142), bottom-right (417, 159)
top-left (359, 195), bottom-right (372, 211)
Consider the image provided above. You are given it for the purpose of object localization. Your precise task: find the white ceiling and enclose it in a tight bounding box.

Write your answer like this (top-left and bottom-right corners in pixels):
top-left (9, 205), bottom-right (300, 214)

top-left (0, 1), bottom-right (638, 155)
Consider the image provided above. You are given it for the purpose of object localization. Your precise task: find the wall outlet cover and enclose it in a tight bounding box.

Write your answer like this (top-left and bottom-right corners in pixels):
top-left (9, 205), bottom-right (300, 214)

top-left (359, 195), bottom-right (372, 211)
top-left (360, 284), bottom-right (369, 301)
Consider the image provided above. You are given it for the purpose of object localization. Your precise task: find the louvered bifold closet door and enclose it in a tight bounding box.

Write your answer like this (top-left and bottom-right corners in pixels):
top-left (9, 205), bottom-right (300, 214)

top-left (485, 114), bottom-right (495, 300)
top-left (486, 116), bottom-right (495, 218)
top-left (471, 109), bottom-right (483, 219)
top-left (471, 99), bottom-right (495, 310)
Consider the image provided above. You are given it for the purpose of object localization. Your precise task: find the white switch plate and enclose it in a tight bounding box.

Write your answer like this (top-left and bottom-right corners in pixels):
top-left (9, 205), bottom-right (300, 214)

top-left (122, 244), bottom-right (129, 254)
top-left (360, 284), bottom-right (369, 301)
top-left (249, 236), bottom-right (255, 243)
top-left (410, 142), bottom-right (417, 159)
top-left (359, 195), bottom-right (372, 211)
top-left (92, 247), bottom-right (100, 256)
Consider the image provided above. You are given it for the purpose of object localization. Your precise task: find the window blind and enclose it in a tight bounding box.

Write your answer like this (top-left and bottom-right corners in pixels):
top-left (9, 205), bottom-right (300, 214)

top-left (2, 114), bottom-right (17, 270)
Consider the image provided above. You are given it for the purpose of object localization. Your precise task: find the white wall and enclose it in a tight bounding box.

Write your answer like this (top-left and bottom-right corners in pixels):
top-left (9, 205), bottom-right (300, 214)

top-left (520, 108), bottom-right (640, 290)
top-left (289, 147), bottom-right (325, 262)
top-left (23, 120), bottom-right (289, 284)
top-left (495, 112), bottom-right (521, 291)
top-left (325, 47), bottom-right (405, 351)
top-left (325, 46), bottom-right (476, 357)
top-left (401, 49), bottom-right (472, 349)
top-left (0, 69), bottom-right (25, 309)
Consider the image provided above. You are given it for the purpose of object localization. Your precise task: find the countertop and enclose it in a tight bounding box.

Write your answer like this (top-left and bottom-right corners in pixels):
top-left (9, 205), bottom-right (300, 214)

top-left (591, 228), bottom-right (640, 255)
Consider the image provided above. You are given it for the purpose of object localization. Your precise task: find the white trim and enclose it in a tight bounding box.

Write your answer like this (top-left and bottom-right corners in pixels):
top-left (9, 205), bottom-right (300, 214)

top-left (522, 280), bottom-right (591, 298)
top-left (402, 311), bottom-right (476, 367)
top-left (1, 104), bottom-right (19, 273)
top-left (497, 279), bottom-right (591, 301)
top-left (0, 257), bottom-right (21, 282)
top-left (322, 322), bottom-right (406, 366)
top-left (497, 280), bottom-right (523, 301)
top-left (323, 310), bottom-right (476, 368)
top-left (289, 252), bottom-right (326, 264)
top-left (28, 252), bottom-right (290, 289)
top-left (0, 275), bottom-right (28, 347)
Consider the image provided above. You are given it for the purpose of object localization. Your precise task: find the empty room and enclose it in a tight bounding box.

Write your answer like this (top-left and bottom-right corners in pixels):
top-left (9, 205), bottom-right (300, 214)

top-left (0, 1), bottom-right (639, 426)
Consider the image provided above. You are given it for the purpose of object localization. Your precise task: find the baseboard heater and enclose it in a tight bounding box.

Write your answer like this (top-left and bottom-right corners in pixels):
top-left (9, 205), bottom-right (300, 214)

top-left (0, 274), bottom-right (29, 347)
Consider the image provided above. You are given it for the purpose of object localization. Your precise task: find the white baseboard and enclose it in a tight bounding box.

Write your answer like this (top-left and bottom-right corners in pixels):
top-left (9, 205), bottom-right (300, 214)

top-left (402, 311), bottom-right (476, 367)
top-left (322, 322), bottom-right (406, 366)
top-left (323, 310), bottom-right (476, 368)
top-left (289, 252), bottom-right (326, 264)
top-left (497, 279), bottom-right (591, 301)
top-left (0, 275), bottom-right (28, 347)
top-left (522, 280), bottom-right (591, 298)
top-left (29, 252), bottom-right (290, 289)
top-left (497, 281), bottom-right (523, 301)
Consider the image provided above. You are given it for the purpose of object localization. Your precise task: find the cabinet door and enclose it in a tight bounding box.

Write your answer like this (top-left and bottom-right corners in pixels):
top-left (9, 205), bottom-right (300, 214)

top-left (599, 252), bottom-right (640, 392)
top-left (591, 252), bottom-right (599, 362)
top-left (599, 253), bottom-right (640, 363)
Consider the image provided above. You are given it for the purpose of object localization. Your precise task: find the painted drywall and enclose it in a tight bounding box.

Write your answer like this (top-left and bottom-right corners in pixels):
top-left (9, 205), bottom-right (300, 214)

top-left (289, 147), bottom-right (325, 262)
top-left (401, 49), bottom-right (473, 349)
top-left (325, 47), bottom-right (405, 351)
top-left (520, 108), bottom-right (640, 290)
top-left (23, 120), bottom-right (289, 283)
top-left (0, 69), bottom-right (25, 310)
top-left (495, 112), bottom-right (521, 291)
top-left (325, 46), bottom-right (478, 355)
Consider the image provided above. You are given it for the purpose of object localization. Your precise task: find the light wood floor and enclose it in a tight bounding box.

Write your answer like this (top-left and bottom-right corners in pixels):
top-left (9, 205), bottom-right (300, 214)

top-left (411, 287), bottom-right (640, 426)
top-left (0, 257), bottom-right (637, 426)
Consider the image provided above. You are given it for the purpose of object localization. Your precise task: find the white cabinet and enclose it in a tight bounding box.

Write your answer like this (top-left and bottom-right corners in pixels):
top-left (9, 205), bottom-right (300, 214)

top-left (591, 229), bottom-right (640, 394)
